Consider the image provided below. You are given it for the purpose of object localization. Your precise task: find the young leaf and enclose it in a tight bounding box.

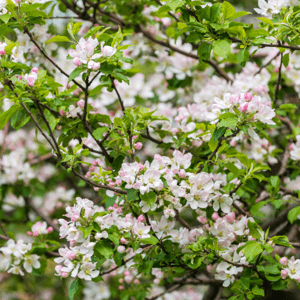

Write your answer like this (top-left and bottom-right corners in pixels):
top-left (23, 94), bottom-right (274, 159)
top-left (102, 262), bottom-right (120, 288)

top-left (68, 278), bottom-right (79, 300)
top-left (46, 35), bottom-right (70, 44)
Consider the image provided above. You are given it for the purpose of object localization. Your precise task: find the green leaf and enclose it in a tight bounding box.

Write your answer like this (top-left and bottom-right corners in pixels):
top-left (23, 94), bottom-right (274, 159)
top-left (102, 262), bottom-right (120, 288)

top-left (198, 43), bottom-right (212, 61)
top-left (112, 27), bottom-right (123, 48)
top-left (97, 114), bottom-right (111, 125)
top-left (93, 127), bottom-right (108, 140)
top-left (270, 176), bottom-right (280, 189)
top-left (166, 0), bottom-right (182, 11)
top-left (44, 110), bottom-right (58, 132)
top-left (282, 53), bottom-right (289, 68)
top-left (95, 240), bottom-right (113, 258)
top-left (69, 278), bottom-right (79, 300)
top-left (218, 117), bottom-right (237, 128)
top-left (140, 191), bottom-right (157, 208)
top-left (228, 11), bottom-right (251, 21)
top-left (270, 236), bottom-right (293, 248)
top-left (45, 35), bottom-right (70, 44)
top-left (237, 49), bottom-right (249, 67)
top-left (213, 39), bottom-right (231, 58)
top-left (89, 85), bottom-right (103, 96)
top-left (68, 67), bottom-right (86, 83)
top-left (141, 236), bottom-right (159, 245)
top-left (213, 126), bottom-right (226, 141)
top-left (224, 163), bottom-right (240, 177)
top-left (0, 14), bottom-right (11, 23)
top-left (222, 1), bottom-right (235, 20)
top-left (248, 221), bottom-right (264, 241)
top-left (287, 206), bottom-right (300, 224)
top-left (257, 17), bottom-right (274, 27)
top-left (244, 241), bottom-right (264, 262)
top-left (0, 105), bottom-right (18, 130)
top-left (11, 108), bottom-right (30, 130)
top-left (252, 285), bottom-right (264, 296)
top-left (127, 189), bottom-right (139, 202)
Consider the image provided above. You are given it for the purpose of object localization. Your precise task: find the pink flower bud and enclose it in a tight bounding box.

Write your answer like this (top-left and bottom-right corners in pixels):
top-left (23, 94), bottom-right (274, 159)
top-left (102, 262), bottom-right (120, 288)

top-left (93, 187), bottom-right (100, 191)
top-left (178, 169), bottom-right (186, 178)
top-left (67, 252), bottom-right (77, 260)
top-left (71, 214), bottom-right (79, 222)
top-left (118, 285), bottom-right (124, 290)
top-left (134, 142), bottom-right (143, 150)
top-left (73, 57), bottom-right (82, 66)
top-left (133, 278), bottom-right (140, 284)
top-left (109, 181), bottom-right (115, 187)
top-left (212, 212), bottom-right (219, 221)
top-left (18, 75), bottom-right (23, 80)
top-left (280, 257), bottom-right (288, 266)
top-left (77, 99), bottom-right (85, 108)
top-left (118, 278), bottom-right (124, 283)
top-left (47, 227), bottom-right (53, 233)
top-left (244, 92), bottom-right (253, 101)
top-left (239, 102), bottom-right (249, 112)
top-left (153, 278), bottom-right (160, 284)
top-left (27, 231), bottom-right (32, 236)
top-left (115, 179), bottom-right (122, 186)
top-left (0, 50), bottom-right (5, 55)
top-left (124, 271), bottom-right (130, 276)
top-left (197, 216), bottom-right (207, 224)
top-left (207, 264), bottom-right (214, 274)
top-left (138, 163), bottom-right (144, 170)
top-left (92, 62), bottom-right (100, 71)
top-left (274, 67), bottom-right (279, 73)
top-left (31, 67), bottom-right (38, 73)
top-left (33, 231), bottom-right (39, 237)
top-left (138, 215), bottom-right (146, 223)
top-left (59, 109), bottom-right (66, 116)
top-left (107, 166), bottom-right (112, 171)
top-left (113, 203), bottom-right (118, 208)
top-left (120, 238), bottom-right (128, 244)
top-left (117, 245), bottom-right (125, 253)
top-left (225, 212), bottom-right (235, 223)
top-left (62, 272), bottom-right (69, 278)
top-left (281, 269), bottom-right (288, 279)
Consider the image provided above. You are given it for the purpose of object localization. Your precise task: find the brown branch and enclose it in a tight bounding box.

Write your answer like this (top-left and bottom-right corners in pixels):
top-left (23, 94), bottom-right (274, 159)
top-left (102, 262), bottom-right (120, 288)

top-left (254, 51), bottom-right (280, 75)
top-left (28, 153), bottom-right (54, 165)
top-left (0, 222), bottom-right (8, 236)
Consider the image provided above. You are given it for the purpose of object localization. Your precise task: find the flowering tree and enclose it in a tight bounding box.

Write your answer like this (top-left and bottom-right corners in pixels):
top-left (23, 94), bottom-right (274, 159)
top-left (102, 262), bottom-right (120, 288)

top-left (1, 0), bottom-right (300, 299)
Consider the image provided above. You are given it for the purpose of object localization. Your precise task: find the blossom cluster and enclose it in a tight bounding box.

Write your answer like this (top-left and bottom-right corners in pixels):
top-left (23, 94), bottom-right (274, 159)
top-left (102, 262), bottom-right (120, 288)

top-left (280, 256), bottom-right (300, 282)
top-left (0, 239), bottom-right (41, 276)
top-left (117, 150), bottom-right (237, 216)
top-left (68, 37), bottom-right (116, 70)
top-left (254, 0), bottom-right (298, 17)
top-left (208, 92), bottom-right (276, 127)
top-left (27, 221), bottom-right (53, 237)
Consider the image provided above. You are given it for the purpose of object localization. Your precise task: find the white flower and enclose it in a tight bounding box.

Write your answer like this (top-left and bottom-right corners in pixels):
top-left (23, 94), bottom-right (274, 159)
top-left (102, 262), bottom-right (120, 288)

top-left (8, 265), bottom-right (24, 276)
top-left (132, 223), bottom-right (151, 239)
top-left (212, 194), bottom-right (233, 213)
top-left (78, 262), bottom-right (99, 281)
top-left (23, 255), bottom-right (41, 273)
